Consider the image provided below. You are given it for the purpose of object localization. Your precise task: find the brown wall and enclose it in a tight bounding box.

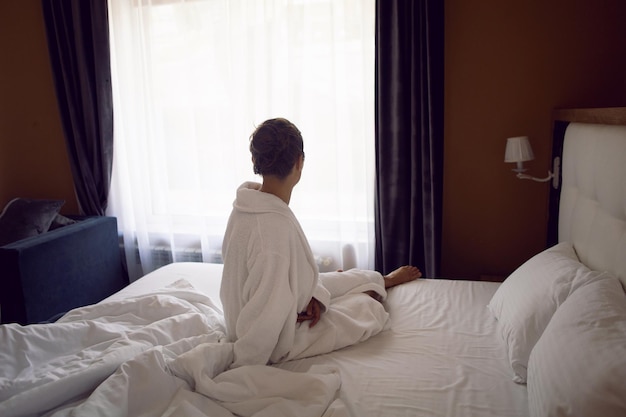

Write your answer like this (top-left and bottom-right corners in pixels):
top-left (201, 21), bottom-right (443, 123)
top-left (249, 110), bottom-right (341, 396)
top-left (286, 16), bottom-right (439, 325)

top-left (443, 0), bottom-right (626, 279)
top-left (2, 1), bottom-right (625, 277)
top-left (0, 1), bottom-right (78, 214)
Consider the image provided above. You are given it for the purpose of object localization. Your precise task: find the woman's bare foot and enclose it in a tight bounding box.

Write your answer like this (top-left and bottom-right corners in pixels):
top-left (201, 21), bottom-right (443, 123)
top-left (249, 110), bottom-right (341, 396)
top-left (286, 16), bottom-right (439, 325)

top-left (384, 266), bottom-right (422, 288)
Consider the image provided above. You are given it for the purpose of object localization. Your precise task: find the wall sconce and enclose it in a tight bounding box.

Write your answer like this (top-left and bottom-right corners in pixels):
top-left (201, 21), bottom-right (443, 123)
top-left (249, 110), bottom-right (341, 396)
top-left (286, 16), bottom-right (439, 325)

top-left (504, 136), bottom-right (560, 188)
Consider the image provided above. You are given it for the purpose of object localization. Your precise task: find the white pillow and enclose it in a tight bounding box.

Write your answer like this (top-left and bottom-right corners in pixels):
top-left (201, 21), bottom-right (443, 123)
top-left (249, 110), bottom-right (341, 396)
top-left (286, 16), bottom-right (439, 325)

top-left (527, 273), bottom-right (626, 417)
top-left (487, 242), bottom-right (601, 383)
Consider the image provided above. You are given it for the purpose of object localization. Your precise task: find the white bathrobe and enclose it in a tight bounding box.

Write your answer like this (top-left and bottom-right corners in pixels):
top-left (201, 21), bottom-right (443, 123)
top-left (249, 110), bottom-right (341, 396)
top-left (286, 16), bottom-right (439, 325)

top-left (220, 182), bottom-right (389, 368)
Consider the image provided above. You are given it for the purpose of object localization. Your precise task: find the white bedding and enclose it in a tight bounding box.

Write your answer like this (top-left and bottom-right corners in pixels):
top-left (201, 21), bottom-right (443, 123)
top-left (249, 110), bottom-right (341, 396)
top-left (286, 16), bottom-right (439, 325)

top-left (0, 274), bottom-right (349, 417)
top-left (0, 262), bottom-right (527, 417)
top-left (281, 274), bottom-right (528, 417)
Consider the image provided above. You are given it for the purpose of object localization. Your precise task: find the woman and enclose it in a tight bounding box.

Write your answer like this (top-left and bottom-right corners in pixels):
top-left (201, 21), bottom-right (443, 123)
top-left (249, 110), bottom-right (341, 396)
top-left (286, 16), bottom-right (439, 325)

top-left (220, 118), bottom-right (421, 368)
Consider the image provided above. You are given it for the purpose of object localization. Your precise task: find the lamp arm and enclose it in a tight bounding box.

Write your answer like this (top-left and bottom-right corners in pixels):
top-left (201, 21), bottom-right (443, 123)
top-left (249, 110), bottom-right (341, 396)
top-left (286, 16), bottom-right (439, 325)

top-left (512, 157), bottom-right (561, 189)
top-left (516, 171), bottom-right (553, 182)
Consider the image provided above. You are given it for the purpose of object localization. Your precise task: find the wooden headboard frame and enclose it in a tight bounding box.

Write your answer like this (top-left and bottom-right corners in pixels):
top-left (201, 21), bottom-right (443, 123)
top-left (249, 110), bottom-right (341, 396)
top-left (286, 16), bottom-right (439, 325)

top-left (553, 107), bottom-right (626, 125)
top-left (548, 107), bottom-right (626, 288)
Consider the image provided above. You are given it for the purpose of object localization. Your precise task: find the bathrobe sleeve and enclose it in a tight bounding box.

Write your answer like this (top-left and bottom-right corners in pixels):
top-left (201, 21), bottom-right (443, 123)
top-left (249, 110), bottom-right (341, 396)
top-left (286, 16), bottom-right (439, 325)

top-left (312, 281), bottom-right (330, 310)
top-left (231, 249), bottom-right (298, 367)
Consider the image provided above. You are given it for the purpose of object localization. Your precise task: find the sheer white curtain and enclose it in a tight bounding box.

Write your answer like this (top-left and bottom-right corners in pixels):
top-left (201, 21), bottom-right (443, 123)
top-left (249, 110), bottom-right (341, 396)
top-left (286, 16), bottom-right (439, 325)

top-left (107, 0), bottom-right (375, 281)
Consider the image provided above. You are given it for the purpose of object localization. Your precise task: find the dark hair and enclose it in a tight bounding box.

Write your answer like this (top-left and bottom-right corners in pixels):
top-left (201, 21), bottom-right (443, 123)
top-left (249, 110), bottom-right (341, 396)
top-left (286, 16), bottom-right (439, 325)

top-left (249, 118), bottom-right (304, 179)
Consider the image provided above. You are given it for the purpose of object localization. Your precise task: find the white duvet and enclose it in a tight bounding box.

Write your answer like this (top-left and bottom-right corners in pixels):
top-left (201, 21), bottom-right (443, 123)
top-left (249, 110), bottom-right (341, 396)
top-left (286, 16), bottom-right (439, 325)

top-left (1, 262), bottom-right (531, 417)
top-left (0, 280), bottom-right (353, 417)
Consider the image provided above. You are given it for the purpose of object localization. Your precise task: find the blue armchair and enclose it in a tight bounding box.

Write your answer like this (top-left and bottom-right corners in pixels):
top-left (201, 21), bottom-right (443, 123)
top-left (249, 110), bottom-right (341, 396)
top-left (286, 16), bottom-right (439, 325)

top-left (0, 216), bottom-right (128, 325)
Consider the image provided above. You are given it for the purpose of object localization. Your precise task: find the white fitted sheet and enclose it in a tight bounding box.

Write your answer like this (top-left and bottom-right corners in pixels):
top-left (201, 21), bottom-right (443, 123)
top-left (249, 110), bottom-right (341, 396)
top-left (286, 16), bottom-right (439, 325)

top-left (103, 261), bottom-right (225, 308)
top-left (108, 262), bottom-right (528, 417)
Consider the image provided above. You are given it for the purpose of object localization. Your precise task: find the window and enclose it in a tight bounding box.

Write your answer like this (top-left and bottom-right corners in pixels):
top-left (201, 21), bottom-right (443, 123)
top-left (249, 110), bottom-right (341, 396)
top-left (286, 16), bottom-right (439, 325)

top-left (108, 0), bottom-right (375, 280)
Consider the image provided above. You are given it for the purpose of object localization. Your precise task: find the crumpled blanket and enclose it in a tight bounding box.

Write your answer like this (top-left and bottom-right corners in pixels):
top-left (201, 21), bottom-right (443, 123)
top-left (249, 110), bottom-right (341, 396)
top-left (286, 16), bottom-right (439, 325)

top-left (0, 280), bottom-right (354, 417)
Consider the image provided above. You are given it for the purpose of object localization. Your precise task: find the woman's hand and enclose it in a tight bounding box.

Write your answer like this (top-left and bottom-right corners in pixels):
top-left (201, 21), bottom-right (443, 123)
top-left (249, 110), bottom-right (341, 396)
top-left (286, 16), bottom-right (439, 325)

top-left (297, 297), bottom-right (322, 328)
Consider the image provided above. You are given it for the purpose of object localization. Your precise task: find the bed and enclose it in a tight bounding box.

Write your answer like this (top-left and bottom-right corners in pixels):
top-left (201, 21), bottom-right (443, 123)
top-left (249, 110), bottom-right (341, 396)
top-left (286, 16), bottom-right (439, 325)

top-left (1, 107), bottom-right (625, 417)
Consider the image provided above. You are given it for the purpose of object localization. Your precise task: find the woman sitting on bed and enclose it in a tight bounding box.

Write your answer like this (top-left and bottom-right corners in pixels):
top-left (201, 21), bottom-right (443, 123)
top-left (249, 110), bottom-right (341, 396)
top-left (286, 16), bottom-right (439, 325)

top-left (220, 118), bottom-right (422, 368)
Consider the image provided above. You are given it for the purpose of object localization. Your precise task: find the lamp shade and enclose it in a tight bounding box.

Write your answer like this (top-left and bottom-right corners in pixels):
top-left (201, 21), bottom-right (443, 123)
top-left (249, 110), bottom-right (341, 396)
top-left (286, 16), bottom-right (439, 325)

top-left (504, 136), bottom-right (534, 163)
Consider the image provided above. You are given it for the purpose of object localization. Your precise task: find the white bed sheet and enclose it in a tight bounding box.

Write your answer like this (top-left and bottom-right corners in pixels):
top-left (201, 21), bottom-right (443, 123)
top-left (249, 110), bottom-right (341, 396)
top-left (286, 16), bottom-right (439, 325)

top-left (103, 262), bottom-right (225, 309)
top-left (107, 262), bottom-right (528, 417)
top-left (282, 277), bottom-right (528, 417)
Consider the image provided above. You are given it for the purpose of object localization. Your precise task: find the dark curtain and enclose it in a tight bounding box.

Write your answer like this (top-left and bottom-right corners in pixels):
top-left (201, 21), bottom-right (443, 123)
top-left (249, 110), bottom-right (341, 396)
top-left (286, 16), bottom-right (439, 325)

top-left (41, 0), bottom-right (114, 216)
top-left (374, 0), bottom-right (444, 277)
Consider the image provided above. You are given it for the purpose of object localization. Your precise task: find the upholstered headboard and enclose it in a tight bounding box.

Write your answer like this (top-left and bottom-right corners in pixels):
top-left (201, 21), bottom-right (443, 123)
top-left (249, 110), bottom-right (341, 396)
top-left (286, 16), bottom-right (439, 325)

top-left (551, 108), bottom-right (626, 288)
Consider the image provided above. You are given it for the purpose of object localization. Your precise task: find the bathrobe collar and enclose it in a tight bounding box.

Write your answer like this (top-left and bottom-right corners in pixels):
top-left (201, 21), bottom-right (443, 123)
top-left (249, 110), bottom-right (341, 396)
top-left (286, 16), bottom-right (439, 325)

top-left (234, 181), bottom-right (293, 216)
